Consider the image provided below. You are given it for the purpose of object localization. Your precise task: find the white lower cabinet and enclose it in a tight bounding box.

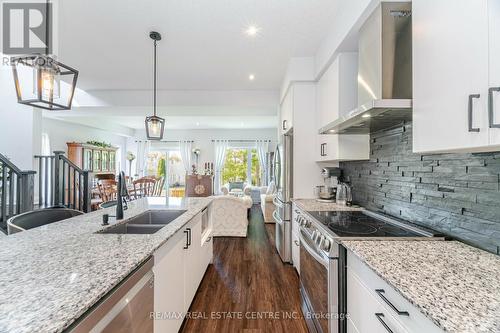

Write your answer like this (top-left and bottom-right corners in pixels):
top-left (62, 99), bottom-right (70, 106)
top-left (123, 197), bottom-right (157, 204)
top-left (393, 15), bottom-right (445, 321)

top-left (347, 251), bottom-right (443, 333)
top-left (153, 212), bottom-right (213, 333)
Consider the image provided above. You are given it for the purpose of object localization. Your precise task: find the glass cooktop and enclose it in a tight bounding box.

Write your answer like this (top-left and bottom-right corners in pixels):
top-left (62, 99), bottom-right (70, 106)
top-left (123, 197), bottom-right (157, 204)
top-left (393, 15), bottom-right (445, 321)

top-left (306, 210), bottom-right (427, 238)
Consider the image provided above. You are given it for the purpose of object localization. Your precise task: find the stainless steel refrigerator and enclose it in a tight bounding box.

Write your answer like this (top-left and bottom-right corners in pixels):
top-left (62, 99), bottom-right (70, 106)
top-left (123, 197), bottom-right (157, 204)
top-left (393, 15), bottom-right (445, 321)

top-left (273, 133), bottom-right (293, 263)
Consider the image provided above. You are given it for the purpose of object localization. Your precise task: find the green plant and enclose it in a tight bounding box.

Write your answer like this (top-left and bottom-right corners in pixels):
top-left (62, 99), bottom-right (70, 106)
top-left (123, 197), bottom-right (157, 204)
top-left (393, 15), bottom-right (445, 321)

top-left (157, 158), bottom-right (166, 178)
top-left (87, 140), bottom-right (112, 148)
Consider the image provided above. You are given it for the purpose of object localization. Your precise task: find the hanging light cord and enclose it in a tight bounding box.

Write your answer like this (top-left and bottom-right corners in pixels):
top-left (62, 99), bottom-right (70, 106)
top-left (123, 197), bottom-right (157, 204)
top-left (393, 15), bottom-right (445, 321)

top-left (45, 0), bottom-right (50, 55)
top-left (153, 39), bottom-right (157, 117)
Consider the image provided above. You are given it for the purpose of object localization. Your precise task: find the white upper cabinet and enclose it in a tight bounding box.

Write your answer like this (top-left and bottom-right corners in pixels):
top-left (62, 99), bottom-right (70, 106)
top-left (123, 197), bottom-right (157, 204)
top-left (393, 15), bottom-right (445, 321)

top-left (316, 134), bottom-right (370, 162)
top-left (316, 52), bottom-right (358, 129)
top-left (280, 86), bottom-right (293, 134)
top-left (315, 52), bottom-right (369, 162)
top-left (413, 0), bottom-right (496, 153)
top-left (488, 0), bottom-right (500, 145)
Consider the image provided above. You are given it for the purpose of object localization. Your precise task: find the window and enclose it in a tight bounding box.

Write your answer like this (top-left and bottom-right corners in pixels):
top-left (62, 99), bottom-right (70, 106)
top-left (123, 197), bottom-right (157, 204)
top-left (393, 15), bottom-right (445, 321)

top-left (41, 133), bottom-right (50, 155)
top-left (145, 150), bottom-right (185, 197)
top-left (222, 148), bottom-right (260, 186)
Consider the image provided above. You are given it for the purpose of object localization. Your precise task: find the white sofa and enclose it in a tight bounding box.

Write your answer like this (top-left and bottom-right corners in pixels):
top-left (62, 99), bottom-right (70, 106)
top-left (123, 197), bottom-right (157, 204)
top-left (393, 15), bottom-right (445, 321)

top-left (209, 195), bottom-right (253, 237)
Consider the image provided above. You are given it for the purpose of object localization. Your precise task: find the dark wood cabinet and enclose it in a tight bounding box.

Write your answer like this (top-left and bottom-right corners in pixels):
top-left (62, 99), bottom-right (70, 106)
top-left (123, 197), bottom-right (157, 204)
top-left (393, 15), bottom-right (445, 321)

top-left (185, 175), bottom-right (213, 197)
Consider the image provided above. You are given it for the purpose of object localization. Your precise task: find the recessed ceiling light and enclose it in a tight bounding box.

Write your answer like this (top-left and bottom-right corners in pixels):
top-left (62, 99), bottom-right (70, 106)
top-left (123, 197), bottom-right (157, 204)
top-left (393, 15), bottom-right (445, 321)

top-left (196, 122), bottom-right (200, 126)
top-left (249, 74), bottom-right (255, 81)
top-left (329, 129), bottom-right (336, 133)
top-left (362, 114), bottom-right (371, 118)
top-left (245, 25), bottom-right (261, 37)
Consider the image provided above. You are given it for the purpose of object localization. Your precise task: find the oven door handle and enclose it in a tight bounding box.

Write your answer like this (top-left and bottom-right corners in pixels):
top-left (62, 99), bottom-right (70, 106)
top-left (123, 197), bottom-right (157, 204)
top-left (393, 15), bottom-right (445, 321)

top-left (273, 196), bottom-right (283, 208)
top-left (299, 231), bottom-right (329, 268)
top-left (273, 210), bottom-right (282, 224)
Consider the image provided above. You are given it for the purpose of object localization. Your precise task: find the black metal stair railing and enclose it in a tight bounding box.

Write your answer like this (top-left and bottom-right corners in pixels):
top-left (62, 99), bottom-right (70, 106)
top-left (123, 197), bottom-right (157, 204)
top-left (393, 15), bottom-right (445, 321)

top-left (36, 151), bottom-right (92, 213)
top-left (0, 153), bottom-right (36, 231)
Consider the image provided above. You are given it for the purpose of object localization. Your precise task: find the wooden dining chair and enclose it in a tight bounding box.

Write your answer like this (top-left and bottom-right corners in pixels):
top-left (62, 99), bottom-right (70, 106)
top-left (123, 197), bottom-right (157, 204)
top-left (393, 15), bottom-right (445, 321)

top-left (98, 179), bottom-right (118, 202)
top-left (153, 177), bottom-right (165, 196)
top-left (132, 177), bottom-right (156, 199)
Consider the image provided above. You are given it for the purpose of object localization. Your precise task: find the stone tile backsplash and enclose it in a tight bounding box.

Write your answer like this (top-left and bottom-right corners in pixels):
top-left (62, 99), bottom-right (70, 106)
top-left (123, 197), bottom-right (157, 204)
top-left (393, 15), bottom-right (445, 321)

top-left (340, 122), bottom-right (500, 254)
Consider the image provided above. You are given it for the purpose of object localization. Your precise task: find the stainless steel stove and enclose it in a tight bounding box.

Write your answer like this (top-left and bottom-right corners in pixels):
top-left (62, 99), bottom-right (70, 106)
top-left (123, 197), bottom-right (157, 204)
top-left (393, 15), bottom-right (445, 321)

top-left (296, 208), bottom-right (444, 333)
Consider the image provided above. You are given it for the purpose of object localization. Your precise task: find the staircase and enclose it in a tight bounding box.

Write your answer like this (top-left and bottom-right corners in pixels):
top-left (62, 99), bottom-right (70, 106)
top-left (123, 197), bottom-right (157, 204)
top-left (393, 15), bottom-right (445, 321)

top-left (0, 151), bottom-right (92, 234)
top-left (0, 153), bottom-right (36, 232)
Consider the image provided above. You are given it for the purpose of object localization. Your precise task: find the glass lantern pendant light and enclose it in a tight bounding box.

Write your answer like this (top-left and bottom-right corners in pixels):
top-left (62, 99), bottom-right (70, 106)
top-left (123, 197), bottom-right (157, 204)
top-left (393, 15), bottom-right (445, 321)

top-left (145, 31), bottom-right (165, 140)
top-left (10, 0), bottom-right (79, 111)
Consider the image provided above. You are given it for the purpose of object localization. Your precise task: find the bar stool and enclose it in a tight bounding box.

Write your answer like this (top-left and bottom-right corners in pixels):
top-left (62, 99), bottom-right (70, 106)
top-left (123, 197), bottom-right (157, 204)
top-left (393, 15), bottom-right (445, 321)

top-left (7, 208), bottom-right (83, 235)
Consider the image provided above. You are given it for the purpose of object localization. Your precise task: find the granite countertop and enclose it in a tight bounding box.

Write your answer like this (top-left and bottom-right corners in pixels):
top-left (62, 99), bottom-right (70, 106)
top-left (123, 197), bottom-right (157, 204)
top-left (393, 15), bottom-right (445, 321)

top-left (0, 196), bottom-right (213, 333)
top-left (292, 198), bottom-right (364, 212)
top-left (341, 240), bottom-right (500, 333)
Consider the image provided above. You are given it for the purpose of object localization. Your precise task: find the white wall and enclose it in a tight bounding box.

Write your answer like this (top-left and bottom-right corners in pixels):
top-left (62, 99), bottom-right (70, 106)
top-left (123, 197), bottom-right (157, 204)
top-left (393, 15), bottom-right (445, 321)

top-left (0, 61), bottom-right (42, 170)
top-left (41, 118), bottom-right (128, 171)
top-left (127, 128), bottom-right (277, 176)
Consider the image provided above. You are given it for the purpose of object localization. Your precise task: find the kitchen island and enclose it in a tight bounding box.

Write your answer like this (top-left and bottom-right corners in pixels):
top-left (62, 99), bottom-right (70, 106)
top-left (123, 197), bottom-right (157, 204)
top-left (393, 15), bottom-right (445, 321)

top-left (0, 197), bottom-right (213, 333)
top-left (342, 240), bottom-right (500, 333)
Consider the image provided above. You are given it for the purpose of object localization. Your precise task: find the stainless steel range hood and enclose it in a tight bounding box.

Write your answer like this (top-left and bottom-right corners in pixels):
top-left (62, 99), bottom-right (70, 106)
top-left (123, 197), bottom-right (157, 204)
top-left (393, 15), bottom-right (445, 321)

top-left (320, 2), bottom-right (412, 135)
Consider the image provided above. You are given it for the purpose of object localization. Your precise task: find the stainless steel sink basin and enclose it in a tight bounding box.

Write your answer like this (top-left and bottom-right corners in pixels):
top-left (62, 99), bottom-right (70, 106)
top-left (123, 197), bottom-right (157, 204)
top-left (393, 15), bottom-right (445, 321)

top-left (97, 210), bottom-right (187, 234)
top-left (99, 223), bottom-right (164, 234)
top-left (129, 210), bottom-right (187, 225)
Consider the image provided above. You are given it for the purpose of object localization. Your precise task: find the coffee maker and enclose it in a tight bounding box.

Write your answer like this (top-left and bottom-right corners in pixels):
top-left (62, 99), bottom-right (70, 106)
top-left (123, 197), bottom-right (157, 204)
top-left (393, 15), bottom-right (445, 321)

top-left (315, 167), bottom-right (341, 202)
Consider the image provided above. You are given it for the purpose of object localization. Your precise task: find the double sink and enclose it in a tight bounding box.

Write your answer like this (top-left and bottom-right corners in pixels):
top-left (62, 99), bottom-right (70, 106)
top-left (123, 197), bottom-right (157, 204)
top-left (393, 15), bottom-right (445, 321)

top-left (97, 210), bottom-right (187, 234)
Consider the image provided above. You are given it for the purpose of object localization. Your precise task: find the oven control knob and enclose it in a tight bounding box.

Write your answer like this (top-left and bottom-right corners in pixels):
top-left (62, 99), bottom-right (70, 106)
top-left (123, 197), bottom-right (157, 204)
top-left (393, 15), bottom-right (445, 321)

top-left (317, 235), bottom-right (324, 246)
top-left (312, 230), bottom-right (319, 241)
top-left (304, 220), bottom-right (311, 228)
top-left (322, 239), bottom-right (331, 252)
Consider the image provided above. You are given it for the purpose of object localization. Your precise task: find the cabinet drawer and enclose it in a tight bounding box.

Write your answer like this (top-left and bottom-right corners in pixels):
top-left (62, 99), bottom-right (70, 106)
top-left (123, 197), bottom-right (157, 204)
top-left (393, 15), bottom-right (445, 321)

top-left (348, 268), bottom-right (409, 333)
top-left (348, 251), bottom-right (443, 333)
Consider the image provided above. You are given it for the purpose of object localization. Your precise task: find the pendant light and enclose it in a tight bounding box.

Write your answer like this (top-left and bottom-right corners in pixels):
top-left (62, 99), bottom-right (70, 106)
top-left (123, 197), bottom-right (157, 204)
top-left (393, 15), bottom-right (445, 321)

top-left (145, 31), bottom-right (165, 140)
top-left (10, 0), bottom-right (79, 111)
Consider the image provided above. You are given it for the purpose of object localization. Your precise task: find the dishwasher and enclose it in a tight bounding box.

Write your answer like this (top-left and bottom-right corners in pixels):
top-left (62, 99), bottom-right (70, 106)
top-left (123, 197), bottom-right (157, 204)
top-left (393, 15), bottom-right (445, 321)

top-left (67, 258), bottom-right (154, 333)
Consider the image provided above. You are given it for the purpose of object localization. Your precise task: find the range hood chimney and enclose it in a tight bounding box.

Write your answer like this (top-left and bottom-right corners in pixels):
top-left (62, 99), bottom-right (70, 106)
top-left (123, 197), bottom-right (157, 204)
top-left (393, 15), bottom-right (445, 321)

top-left (320, 2), bottom-right (412, 135)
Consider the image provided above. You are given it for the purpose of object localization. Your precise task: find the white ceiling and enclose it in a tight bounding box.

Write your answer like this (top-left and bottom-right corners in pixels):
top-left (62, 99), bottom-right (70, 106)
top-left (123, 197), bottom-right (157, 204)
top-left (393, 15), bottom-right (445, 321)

top-left (51, 0), bottom-right (338, 131)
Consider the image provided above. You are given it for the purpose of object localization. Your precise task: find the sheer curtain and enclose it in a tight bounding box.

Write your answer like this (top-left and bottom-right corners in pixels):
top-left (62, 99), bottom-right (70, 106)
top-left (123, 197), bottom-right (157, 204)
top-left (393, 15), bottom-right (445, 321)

top-left (256, 140), bottom-right (269, 186)
top-left (135, 141), bottom-right (151, 177)
top-left (179, 141), bottom-right (193, 174)
top-left (214, 140), bottom-right (229, 194)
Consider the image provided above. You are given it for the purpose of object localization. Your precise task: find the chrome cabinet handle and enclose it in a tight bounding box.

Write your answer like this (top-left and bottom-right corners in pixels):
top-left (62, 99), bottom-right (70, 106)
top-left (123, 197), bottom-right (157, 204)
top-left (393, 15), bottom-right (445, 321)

top-left (187, 228), bottom-right (192, 247)
top-left (294, 240), bottom-right (300, 246)
top-left (489, 87), bottom-right (500, 128)
top-left (468, 94), bottom-right (480, 132)
top-left (282, 120), bottom-right (288, 130)
top-left (375, 313), bottom-right (394, 333)
top-left (183, 230), bottom-right (189, 249)
top-left (375, 289), bottom-right (409, 316)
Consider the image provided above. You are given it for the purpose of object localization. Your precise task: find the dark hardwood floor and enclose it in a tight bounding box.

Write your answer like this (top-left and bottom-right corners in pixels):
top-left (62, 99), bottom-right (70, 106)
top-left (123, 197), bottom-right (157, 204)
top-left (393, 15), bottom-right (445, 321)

top-left (181, 205), bottom-right (308, 333)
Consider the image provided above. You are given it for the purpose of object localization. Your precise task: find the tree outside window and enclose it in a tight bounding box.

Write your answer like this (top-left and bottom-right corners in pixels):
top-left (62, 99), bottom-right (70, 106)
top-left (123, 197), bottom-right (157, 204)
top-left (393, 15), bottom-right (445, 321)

top-left (221, 148), bottom-right (261, 186)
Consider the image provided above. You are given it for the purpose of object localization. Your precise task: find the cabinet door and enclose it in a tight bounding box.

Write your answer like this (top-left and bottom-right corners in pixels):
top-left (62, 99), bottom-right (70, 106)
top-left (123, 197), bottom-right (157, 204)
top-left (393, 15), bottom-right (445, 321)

top-left (413, 0), bottom-right (489, 153)
top-left (280, 88), bottom-right (293, 134)
top-left (317, 57), bottom-right (339, 128)
top-left (154, 231), bottom-right (185, 333)
top-left (316, 135), bottom-right (337, 162)
top-left (102, 151), bottom-right (109, 171)
top-left (488, 0), bottom-right (500, 145)
top-left (93, 150), bottom-right (102, 171)
top-left (184, 214), bottom-right (202, 311)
